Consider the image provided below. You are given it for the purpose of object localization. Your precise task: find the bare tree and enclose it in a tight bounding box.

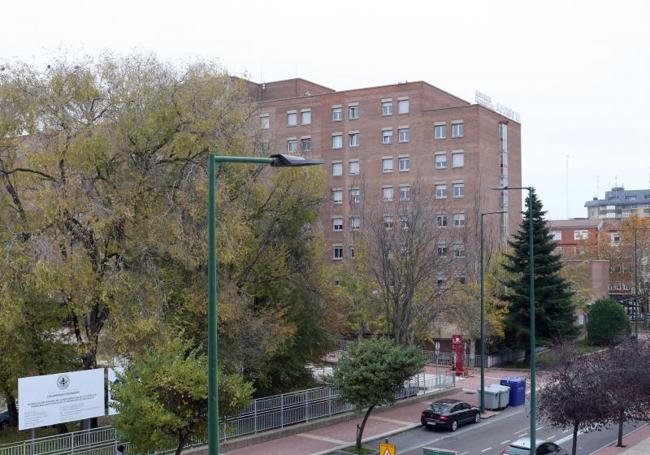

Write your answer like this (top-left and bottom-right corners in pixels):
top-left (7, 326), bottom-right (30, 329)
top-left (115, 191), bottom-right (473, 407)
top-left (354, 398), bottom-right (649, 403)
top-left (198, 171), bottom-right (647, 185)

top-left (353, 180), bottom-right (468, 345)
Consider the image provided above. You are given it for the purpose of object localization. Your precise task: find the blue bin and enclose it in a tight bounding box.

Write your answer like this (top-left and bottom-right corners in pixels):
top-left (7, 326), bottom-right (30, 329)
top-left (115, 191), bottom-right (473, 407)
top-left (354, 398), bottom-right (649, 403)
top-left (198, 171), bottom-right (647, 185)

top-left (500, 377), bottom-right (526, 406)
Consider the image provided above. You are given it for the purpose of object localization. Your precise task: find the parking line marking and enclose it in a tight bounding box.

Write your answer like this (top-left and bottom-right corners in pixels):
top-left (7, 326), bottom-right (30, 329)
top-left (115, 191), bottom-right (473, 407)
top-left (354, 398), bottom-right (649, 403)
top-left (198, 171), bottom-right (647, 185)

top-left (499, 440), bottom-right (510, 445)
top-left (481, 448), bottom-right (492, 453)
top-left (547, 434), bottom-right (557, 440)
top-left (536, 426), bottom-right (545, 431)
top-left (460, 452), bottom-right (469, 455)
top-left (556, 431), bottom-right (584, 445)
top-left (514, 427), bottom-right (528, 435)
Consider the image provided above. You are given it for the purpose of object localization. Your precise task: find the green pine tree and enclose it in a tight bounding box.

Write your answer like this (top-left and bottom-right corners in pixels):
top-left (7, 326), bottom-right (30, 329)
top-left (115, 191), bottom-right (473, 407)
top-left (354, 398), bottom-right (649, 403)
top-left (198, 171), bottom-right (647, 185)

top-left (502, 189), bottom-right (579, 363)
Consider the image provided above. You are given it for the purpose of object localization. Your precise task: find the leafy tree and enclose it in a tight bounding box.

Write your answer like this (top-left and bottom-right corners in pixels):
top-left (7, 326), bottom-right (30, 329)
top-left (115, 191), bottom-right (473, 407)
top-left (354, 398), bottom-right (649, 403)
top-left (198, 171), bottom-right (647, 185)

top-left (538, 344), bottom-right (604, 455)
top-left (331, 339), bottom-right (425, 452)
top-left (110, 337), bottom-right (253, 455)
top-left (587, 299), bottom-right (630, 346)
top-left (501, 189), bottom-right (579, 363)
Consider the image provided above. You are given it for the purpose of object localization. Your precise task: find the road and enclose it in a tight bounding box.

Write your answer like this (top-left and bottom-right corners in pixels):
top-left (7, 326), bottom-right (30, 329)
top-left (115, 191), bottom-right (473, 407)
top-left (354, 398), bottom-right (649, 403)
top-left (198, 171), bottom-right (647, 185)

top-left (363, 405), bottom-right (645, 455)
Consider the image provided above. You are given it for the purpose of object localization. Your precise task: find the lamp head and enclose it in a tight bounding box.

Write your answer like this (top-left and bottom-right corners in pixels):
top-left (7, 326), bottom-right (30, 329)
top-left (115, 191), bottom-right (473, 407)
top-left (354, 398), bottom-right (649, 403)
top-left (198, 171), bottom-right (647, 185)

top-left (269, 154), bottom-right (324, 167)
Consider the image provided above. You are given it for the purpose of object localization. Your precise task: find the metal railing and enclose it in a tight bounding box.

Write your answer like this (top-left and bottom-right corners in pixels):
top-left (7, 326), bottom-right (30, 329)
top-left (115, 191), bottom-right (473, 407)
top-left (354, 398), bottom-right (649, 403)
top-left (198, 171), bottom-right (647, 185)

top-left (0, 371), bottom-right (454, 455)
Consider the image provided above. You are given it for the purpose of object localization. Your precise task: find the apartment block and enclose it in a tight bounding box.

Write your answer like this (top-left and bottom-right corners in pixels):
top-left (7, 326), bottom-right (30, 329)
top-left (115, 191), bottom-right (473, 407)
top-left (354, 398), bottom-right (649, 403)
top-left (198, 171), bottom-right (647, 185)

top-left (586, 186), bottom-right (650, 219)
top-left (245, 78), bottom-right (522, 262)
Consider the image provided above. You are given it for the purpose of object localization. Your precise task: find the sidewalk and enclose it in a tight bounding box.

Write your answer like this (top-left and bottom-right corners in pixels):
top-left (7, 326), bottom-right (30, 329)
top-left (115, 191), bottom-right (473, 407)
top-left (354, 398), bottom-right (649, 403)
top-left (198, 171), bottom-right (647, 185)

top-left (222, 368), bottom-right (524, 455)
top-left (592, 423), bottom-right (650, 455)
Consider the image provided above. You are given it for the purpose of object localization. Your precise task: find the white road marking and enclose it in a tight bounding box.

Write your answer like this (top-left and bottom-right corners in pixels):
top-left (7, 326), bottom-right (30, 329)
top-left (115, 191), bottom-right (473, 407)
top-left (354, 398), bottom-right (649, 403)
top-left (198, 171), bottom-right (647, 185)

top-left (297, 433), bottom-right (349, 444)
top-left (556, 431), bottom-right (583, 445)
top-left (481, 448), bottom-right (492, 453)
top-left (514, 427), bottom-right (528, 435)
top-left (499, 440), bottom-right (511, 444)
top-left (547, 434), bottom-right (557, 440)
top-left (536, 425), bottom-right (545, 431)
top-left (562, 429), bottom-right (570, 433)
top-left (460, 452), bottom-right (469, 455)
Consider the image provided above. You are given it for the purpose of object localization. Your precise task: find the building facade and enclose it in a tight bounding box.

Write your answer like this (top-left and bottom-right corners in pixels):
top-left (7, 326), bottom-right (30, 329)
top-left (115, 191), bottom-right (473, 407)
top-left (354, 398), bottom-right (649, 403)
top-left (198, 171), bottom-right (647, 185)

top-left (585, 186), bottom-right (650, 219)
top-left (246, 78), bottom-right (522, 263)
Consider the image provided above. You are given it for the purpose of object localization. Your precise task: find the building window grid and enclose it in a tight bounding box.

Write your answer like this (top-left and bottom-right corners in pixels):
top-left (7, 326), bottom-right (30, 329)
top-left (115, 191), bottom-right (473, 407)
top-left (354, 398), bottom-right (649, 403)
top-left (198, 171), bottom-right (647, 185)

top-left (382, 158), bottom-right (394, 173)
top-left (452, 151), bottom-right (464, 168)
top-left (332, 107), bottom-right (342, 122)
top-left (383, 187), bottom-right (394, 202)
top-left (452, 182), bottom-right (465, 198)
top-left (301, 138), bottom-right (312, 153)
top-left (434, 124), bottom-right (446, 139)
top-left (332, 189), bottom-right (343, 204)
top-left (349, 160), bottom-right (360, 175)
top-left (260, 115), bottom-right (270, 129)
top-left (332, 134), bottom-right (343, 149)
top-left (398, 157), bottom-right (411, 172)
top-left (398, 99), bottom-right (409, 114)
top-left (348, 105), bottom-right (359, 119)
top-left (399, 185), bottom-right (411, 201)
top-left (333, 218), bottom-right (343, 231)
top-left (332, 162), bottom-right (343, 177)
top-left (382, 101), bottom-right (393, 116)
top-left (453, 213), bottom-right (465, 227)
top-left (382, 129), bottom-right (393, 144)
top-left (350, 216), bottom-right (361, 230)
top-left (435, 154), bottom-right (447, 169)
top-left (349, 133), bottom-right (360, 147)
top-left (435, 184), bottom-right (448, 199)
top-left (398, 128), bottom-right (409, 143)
top-left (333, 245), bottom-right (344, 260)
top-left (287, 140), bottom-right (298, 153)
top-left (436, 214), bottom-right (448, 227)
top-left (451, 122), bottom-right (464, 138)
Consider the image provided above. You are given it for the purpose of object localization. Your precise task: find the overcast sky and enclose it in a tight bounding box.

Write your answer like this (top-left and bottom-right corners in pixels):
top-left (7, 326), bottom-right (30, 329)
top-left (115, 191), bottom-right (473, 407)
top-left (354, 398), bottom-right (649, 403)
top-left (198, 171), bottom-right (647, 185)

top-left (2, 0), bottom-right (649, 220)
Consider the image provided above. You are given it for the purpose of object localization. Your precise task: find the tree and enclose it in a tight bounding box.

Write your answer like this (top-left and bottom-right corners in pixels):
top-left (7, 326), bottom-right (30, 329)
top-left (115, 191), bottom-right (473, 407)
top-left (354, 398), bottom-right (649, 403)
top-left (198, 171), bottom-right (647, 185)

top-left (587, 299), bottom-right (630, 346)
top-left (595, 340), bottom-right (650, 447)
top-left (353, 181), bottom-right (466, 345)
top-left (501, 189), bottom-right (579, 363)
top-left (538, 344), bottom-right (604, 455)
top-left (331, 339), bottom-right (425, 452)
top-left (110, 337), bottom-right (253, 455)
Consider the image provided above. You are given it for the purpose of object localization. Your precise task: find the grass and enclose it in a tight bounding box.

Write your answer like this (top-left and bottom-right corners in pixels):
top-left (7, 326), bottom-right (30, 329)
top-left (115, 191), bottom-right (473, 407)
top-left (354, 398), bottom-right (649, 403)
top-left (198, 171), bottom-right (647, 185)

top-left (500, 338), bottom-right (603, 369)
top-left (0, 426), bottom-right (60, 446)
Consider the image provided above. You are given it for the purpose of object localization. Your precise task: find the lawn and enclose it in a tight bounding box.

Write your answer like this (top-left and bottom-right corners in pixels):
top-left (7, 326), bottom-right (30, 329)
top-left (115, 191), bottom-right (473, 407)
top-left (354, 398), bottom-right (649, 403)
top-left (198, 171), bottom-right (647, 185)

top-left (500, 338), bottom-right (602, 369)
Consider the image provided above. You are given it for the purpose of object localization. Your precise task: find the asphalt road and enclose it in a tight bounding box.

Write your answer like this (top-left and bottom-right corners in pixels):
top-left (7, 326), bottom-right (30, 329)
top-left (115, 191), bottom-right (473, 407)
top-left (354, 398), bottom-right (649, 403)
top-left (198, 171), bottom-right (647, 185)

top-left (363, 405), bottom-right (645, 455)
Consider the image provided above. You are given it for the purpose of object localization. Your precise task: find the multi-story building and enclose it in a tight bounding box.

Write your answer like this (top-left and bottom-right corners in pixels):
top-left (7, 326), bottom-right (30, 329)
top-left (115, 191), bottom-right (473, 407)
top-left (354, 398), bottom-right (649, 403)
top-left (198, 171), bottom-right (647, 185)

top-left (243, 78), bottom-right (522, 263)
top-left (585, 186), bottom-right (650, 219)
top-left (548, 218), bottom-right (603, 258)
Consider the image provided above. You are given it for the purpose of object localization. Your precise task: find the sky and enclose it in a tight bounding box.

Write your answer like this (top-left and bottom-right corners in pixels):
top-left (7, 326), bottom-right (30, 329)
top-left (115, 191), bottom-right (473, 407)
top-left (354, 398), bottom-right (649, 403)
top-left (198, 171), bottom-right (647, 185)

top-left (2, 0), bottom-right (649, 220)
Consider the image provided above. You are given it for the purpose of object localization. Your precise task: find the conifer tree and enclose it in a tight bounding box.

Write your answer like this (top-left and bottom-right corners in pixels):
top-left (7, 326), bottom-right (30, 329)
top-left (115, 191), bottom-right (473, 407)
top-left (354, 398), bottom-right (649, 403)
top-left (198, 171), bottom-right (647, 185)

top-left (502, 189), bottom-right (578, 363)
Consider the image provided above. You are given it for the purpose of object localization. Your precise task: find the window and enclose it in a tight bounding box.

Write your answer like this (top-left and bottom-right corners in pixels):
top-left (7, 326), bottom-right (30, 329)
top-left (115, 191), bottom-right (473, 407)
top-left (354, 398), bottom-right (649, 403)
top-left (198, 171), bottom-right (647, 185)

top-left (452, 182), bottom-right (464, 198)
top-left (382, 129), bottom-right (393, 144)
top-left (331, 106), bottom-right (342, 121)
top-left (400, 216), bottom-right (410, 230)
top-left (333, 217), bottom-right (343, 231)
top-left (452, 151), bottom-right (464, 168)
top-left (435, 153), bottom-right (447, 169)
top-left (551, 231), bottom-right (562, 241)
top-left (383, 215), bottom-right (394, 229)
top-left (453, 243), bottom-right (465, 258)
top-left (301, 138), bottom-right (312, 153)
top-left (260, 114), bottom-right (269, 129)
top-left (287, 139), bottom-right (298, 153)
top-left (398, 128), bottom-right (409, 143)
top-left (349, 132), bottom-right (360, 147)
top-left (451, 121), bottom-right (464, 138)
top-left (399, 185), bottom-right (411, 201)
top-left (333, 245), bottom-right (344, 260)
top-left (332, 134), bottom-right (343, 149)
top-left (434, 124), bottom-right (446, 139)
top-left (457, 274), bottom-right (466, 285)
top-left (437, 274), bottom-right (446, 287)
top-left (331, 189), bottom-right (343, 204)
top-left (349, 160), bottom-right (360, 175)
top-left (398, 156), bottom-right (410, 172)
top-left (382, 158), bottom-right (393, 173)
top-left (574, 230), bottom-right (589, 240)
top-left (398, 98), bottom-right (409, 114)
top-left (453, 213), bottom-right (465, 227)
top-left (332, 162), bottom-right (343, 177)
top-left (383, 186), bottom-right (394, 202)
top-left (301, 109), bottom-right (311, 125)
top-left (348, 104), bottom-right (359, 119)
top-left (610, 232), bottom-right (621, 245)
top-left (287, 111), bottom-right (297, 126)
top-left (437, 243), bottom-right (447, 256)
top-left (350, 216), bottom-right (361, 230)
top-left (436, 214), bottom-right (448, 227)
top-left (349, 188), bottom-right (361, 204)
top-left (382, 100), bottom-right (393, 116)
top-left (349, 246), bottom-right (356, 259)
top-left (435, 184), bottom-right (447, 199)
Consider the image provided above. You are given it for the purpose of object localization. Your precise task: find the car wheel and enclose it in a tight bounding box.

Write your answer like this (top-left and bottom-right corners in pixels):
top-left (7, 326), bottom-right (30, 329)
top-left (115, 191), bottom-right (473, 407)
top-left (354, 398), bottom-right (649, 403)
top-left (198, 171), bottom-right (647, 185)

top-left (450, 419), bottom-right (458, 431)
top-left (474, 412), bottom-right (480, 424)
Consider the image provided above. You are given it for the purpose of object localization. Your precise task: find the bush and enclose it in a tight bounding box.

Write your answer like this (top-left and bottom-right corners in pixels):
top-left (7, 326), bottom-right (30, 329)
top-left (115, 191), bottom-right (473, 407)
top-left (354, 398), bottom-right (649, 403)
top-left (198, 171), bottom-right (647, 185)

top-left (587, 299), bottom-right (630, 346)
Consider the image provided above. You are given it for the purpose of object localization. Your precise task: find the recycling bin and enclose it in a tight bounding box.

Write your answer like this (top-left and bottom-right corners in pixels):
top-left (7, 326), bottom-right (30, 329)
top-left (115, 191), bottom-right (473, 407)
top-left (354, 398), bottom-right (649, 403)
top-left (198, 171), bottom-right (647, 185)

top-left (479, 385), bottom-right (501, 410)
top-left (500, 376), bottom-right (526, 406)
top-left (493, 384), bottom-right (511, 409)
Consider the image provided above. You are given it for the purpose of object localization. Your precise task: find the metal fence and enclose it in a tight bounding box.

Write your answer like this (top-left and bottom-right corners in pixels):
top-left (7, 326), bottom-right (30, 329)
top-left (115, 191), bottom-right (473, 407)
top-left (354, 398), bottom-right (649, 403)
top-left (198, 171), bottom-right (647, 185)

top-left (0, 371), bottom-right (454, 455)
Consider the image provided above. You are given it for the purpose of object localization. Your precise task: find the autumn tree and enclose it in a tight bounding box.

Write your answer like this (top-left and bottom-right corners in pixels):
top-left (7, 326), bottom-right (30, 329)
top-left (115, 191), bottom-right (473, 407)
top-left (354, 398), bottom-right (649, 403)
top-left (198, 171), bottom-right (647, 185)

top-left (351, 181), bottom-right (467, 345)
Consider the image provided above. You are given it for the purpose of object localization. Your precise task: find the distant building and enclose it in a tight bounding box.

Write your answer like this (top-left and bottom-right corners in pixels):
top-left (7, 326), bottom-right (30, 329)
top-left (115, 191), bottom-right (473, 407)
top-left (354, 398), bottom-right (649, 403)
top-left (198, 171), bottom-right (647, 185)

top-left (585, 186), bottom-right (650, 219)
top-left (245, 77), bottom-right (522, 263)
top-left (548, 218), bottom-right (603, 258)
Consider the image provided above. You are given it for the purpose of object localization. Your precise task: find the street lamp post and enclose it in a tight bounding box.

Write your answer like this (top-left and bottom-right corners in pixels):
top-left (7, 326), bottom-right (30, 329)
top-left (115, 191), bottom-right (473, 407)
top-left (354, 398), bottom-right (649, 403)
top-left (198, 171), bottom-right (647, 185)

top-left (492, 186), bottom-right (535, 450)
top-left (208, 153), bottom-right (323, 455)
top-left (479, 210), bottom-right (506, 414)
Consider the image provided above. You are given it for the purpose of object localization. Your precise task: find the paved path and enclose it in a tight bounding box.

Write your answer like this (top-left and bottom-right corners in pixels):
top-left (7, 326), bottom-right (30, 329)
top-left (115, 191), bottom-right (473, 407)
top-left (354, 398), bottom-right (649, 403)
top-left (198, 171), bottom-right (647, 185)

top-left (223, 368), bottom-right (520, 455)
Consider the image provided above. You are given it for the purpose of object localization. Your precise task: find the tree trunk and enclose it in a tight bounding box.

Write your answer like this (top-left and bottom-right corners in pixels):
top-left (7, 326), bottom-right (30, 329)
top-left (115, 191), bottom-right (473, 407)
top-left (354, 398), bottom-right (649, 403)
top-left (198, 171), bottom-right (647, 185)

top-left (617, 410), bottom-right (625, 447)
top-left (356, 405), bottom-right (375, 451)
top-left (572, 421), bottom-right (579, 455)
top-left (175, 433), bottom-right (189, 455)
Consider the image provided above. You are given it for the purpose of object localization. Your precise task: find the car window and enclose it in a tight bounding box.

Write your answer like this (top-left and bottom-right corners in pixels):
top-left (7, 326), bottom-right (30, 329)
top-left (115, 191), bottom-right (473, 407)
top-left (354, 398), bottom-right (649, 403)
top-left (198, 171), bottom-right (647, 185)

top-left (537, 443), bottom-right (558, 455)
top-left (506, 447), bottom-right (530, 455)
top-left (451, 404), bottom-right (462, 413)
top-left (429, 403), bottom-right (452, 414)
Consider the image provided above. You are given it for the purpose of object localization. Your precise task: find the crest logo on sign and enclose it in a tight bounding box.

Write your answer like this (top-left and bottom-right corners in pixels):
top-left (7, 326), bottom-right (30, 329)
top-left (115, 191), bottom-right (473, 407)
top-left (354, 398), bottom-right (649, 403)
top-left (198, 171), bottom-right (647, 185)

top-left (56, 375), bottom-right (70, 390)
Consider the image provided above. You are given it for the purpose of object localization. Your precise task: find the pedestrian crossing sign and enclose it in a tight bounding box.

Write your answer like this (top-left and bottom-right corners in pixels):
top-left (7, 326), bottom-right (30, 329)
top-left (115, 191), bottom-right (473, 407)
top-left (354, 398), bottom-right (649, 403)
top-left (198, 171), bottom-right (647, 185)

top-left (379, 442), bottom-right (396, 455)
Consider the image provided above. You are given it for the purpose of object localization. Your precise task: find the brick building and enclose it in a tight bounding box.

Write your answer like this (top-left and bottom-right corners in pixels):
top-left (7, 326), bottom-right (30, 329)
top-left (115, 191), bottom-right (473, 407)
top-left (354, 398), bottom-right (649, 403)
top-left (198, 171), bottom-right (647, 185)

top-left (586, 186), bottom-right (650, 219)
top-left (245, 78), bottom-right (522, 263)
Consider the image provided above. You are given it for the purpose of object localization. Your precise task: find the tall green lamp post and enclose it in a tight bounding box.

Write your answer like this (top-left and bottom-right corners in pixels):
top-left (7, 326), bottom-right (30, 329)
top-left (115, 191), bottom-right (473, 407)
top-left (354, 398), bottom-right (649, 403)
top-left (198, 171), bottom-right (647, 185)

top-left (493, 185), bottom-right (535, 450)
top-left (479, 210), bottom-right (506, 414)
top-left (208, 153), bottom-right (323, 455)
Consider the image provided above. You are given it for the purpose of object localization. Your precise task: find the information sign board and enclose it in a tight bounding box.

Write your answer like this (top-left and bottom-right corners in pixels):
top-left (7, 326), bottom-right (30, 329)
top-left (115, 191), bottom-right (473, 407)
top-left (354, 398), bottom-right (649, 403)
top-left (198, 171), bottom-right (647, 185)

top-left (18, 368), bottom-right (105, 430)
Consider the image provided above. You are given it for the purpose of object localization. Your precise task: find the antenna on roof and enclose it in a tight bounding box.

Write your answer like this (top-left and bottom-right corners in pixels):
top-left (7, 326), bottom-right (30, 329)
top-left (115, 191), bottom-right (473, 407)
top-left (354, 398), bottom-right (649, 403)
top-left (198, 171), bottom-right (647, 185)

top-left (565, 154), bottom-right (569, 218)
top-left (596, 175), bottom-right (600, 198)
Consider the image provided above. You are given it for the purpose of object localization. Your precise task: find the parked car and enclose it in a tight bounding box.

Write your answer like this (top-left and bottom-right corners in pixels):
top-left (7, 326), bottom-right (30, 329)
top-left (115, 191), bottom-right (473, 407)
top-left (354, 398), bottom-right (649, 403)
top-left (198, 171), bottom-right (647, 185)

top-left (501, 438), bottom-right (568, 455)
top-left (420, 399), bottom-right (480, 431)
top-left (0, 409), bottom-right (11, 430)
